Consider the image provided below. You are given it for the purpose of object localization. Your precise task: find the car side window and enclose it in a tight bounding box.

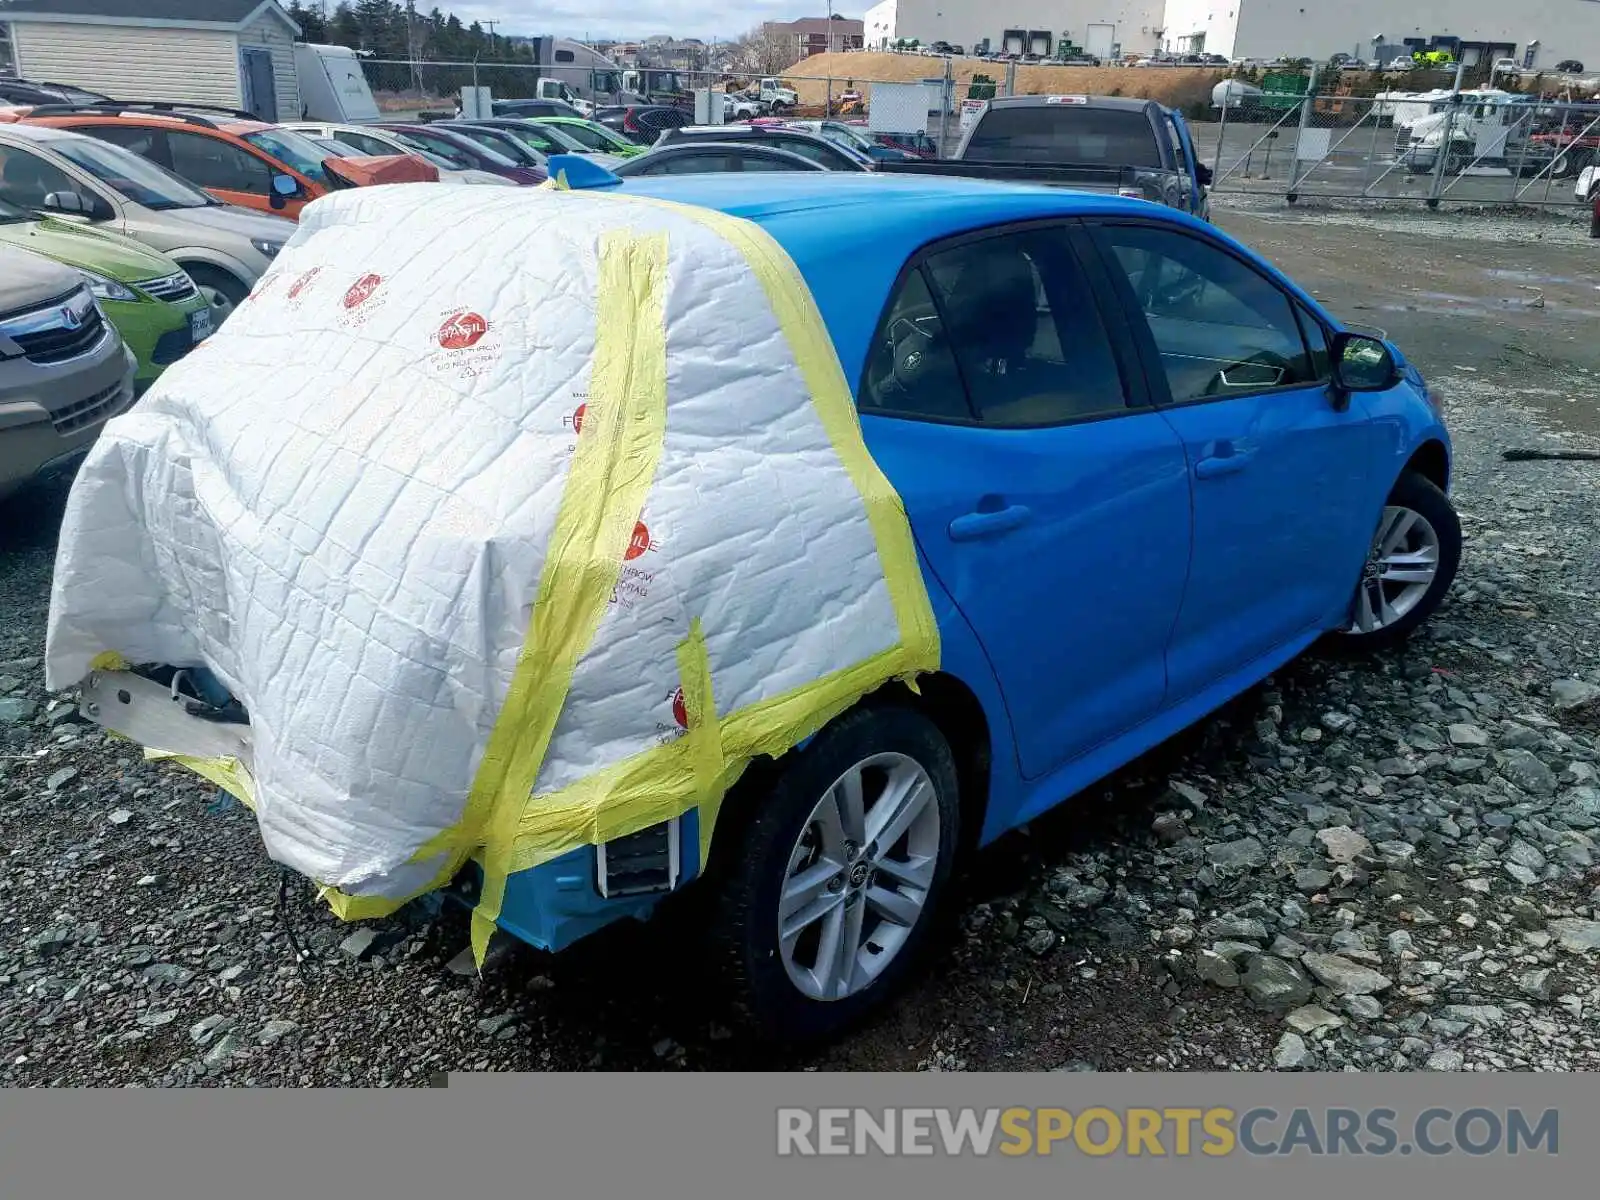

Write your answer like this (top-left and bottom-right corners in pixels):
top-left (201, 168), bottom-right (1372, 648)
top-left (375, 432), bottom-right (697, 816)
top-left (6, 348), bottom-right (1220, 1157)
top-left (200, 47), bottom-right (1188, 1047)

top-left (774, 138), bottom-right (838, 167)
top-left (393, 132), bottom-right (471, 169)
top-left (71, 124), bottom-right (166, 165)
top-left (860, 267), bottom-right (972, 421)
top-left (0, 145), bottom-right (81, 209)
top-left (921, 230), bottom-right (1128, 426)
top-left (740, 155), bottom-right (815, 172)
top-left (1099, 225), bottom-right (1316, 402)
top-left (166, 131), bottom-right (273, 194)
top-left (334, 130), bottom-right (396, 156)
top-left (638, 153), bottom-right (729, 175)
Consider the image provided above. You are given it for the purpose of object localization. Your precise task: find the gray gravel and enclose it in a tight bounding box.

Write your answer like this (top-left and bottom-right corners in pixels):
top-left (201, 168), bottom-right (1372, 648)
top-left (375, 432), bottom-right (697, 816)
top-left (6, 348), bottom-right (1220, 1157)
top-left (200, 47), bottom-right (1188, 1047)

top-left (4, 318), bottom-right (1600, 1082)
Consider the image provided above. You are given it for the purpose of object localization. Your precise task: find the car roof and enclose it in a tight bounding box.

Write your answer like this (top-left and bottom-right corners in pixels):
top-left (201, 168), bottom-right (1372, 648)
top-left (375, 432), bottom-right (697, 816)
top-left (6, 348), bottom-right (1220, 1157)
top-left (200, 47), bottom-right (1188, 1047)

top-left (614, 172), bottom-right (1205, 383)
top-left (986, 94), bottom-right (1161, 114)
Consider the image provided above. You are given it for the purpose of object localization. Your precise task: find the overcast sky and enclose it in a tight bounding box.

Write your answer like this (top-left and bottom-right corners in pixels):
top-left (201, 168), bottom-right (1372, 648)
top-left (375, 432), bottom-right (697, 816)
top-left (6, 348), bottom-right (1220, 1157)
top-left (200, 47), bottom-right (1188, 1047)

top-left (439, 1), bottom-right (863, 42)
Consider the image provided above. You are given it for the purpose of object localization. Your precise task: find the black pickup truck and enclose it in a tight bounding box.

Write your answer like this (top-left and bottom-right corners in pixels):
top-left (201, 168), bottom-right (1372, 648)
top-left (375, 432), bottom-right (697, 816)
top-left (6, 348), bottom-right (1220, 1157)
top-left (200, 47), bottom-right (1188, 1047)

top-left (877, 95), bottom-right (1213, 220)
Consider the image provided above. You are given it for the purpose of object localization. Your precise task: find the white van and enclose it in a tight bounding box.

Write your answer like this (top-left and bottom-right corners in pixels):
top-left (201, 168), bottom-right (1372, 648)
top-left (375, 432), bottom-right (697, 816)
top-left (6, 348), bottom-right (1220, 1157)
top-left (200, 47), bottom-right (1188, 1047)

top-left (294, 43), bottom-right (381, 123)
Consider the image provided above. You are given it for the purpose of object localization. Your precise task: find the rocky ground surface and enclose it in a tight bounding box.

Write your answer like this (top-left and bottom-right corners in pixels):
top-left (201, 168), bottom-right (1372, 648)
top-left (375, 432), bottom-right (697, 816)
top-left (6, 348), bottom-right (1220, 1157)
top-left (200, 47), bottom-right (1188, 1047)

top-left (3, 215), bottom-right (1600, 1083)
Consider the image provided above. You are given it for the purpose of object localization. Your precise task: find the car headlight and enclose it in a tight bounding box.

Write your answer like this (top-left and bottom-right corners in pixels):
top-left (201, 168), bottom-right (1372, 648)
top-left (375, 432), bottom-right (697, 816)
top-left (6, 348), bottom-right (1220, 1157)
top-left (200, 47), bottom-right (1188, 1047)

top-left (251, 238), bottom-right (284, 258)
top-left (78, 268), bottom-right (137, 303)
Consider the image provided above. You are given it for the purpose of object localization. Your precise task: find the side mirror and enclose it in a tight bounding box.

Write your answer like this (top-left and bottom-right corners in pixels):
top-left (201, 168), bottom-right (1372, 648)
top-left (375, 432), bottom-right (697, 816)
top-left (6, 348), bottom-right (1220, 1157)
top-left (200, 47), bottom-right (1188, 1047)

top-left (1331, 331), bottom-right (1400, 393)
top-left (41, 190), bottom-right (89, 215)
top-left (1194, 162), bottom-right (1214, 186)
top-left (268, 173), bottom-right (300, 208)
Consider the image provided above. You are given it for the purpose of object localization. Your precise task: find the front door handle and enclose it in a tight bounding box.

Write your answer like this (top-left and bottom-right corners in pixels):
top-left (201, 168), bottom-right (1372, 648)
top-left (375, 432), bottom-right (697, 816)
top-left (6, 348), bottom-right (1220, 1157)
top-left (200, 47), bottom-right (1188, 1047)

top-left (1194, 441), bottom-right (1254, 479)
top-left (949, 504), bottom-right (1032, 541)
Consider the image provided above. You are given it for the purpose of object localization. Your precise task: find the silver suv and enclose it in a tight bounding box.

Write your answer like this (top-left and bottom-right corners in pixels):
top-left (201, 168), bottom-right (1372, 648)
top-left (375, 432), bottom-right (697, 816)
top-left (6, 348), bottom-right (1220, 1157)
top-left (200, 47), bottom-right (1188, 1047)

top-left (0, 245), bottom-right (136, 501)
top-left (0, 123), bottom-right (295, 323)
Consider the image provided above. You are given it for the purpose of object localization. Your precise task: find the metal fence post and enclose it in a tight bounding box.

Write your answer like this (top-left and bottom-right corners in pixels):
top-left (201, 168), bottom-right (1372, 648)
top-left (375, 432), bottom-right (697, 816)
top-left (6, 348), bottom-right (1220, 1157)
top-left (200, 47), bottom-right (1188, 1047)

top-left (1426, 61), bottom-right (1466, 209)
top-left (1212, 86), bottom-right (1229, 178)
top-left (939, 57), bottom-right (953, 156)
top-left (1286, 66), bottom-right (1318, 203)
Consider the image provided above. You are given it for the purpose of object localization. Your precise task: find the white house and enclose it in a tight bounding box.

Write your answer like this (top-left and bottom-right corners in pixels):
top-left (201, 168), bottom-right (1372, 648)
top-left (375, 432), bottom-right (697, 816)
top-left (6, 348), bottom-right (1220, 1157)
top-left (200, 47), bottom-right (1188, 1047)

top-left (0, 0), bottom-right (301, 121)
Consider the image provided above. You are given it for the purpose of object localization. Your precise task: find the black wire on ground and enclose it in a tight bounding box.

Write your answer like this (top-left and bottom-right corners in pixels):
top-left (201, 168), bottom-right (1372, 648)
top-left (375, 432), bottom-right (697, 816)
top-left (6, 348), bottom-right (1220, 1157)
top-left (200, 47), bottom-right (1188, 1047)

top-left (1503, 449), bottom-right (1600, 462)
top-left (277, 867), bottom-right (314, 971)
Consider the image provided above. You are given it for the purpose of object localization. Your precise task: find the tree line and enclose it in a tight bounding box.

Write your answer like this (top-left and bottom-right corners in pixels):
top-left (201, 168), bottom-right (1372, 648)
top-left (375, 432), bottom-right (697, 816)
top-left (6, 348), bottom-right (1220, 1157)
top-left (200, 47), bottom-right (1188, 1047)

top-left (285, 0), bottom-right (537, 64)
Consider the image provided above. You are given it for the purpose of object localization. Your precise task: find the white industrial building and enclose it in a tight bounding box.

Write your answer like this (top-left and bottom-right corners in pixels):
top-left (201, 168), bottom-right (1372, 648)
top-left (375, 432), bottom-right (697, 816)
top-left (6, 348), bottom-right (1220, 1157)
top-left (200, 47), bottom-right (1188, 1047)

top-left (862, 0), bottom-right (1166, 60)
top-left (1161, 0), bottom-right (1600, 68)
top-left (865, 0), bottom-right (1600, 68)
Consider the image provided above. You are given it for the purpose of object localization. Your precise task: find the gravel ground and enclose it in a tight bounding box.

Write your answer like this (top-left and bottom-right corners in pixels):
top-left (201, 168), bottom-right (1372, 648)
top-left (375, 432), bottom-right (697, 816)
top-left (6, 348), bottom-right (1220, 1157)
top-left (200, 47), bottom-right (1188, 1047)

top-left (4, 216), bottom-right (1600, 1084)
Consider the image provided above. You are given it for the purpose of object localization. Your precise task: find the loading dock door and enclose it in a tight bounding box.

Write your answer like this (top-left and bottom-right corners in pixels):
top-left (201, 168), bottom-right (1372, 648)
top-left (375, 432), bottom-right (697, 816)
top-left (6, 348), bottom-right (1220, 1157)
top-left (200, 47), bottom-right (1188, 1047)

top-left (1086, 24), bottom-right (1115, 59)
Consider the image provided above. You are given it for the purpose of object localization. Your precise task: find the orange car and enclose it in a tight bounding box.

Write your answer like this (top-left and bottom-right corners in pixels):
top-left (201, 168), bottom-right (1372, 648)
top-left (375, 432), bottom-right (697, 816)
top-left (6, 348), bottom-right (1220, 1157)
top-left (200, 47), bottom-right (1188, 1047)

top-left (4, 102), bottom-right (436, 219)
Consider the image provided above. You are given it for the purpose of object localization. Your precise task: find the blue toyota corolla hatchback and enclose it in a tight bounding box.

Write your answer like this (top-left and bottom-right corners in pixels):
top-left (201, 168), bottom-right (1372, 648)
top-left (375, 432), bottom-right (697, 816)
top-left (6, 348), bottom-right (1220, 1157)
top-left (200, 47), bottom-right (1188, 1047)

top-left (499, 173), bottom-right (1457, 1036)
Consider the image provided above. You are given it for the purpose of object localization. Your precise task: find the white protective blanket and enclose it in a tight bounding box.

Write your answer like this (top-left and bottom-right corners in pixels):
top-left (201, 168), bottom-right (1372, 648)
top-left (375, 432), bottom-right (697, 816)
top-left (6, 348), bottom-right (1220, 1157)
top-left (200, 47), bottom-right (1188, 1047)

top-left (45, 183), bottom-right (915, 903)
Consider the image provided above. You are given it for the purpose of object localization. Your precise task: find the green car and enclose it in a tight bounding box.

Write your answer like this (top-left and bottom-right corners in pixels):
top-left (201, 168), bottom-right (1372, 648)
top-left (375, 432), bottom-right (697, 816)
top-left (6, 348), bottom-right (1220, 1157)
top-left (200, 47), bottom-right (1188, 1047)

top-left (0, 197), bottom-right (212, 393)
top-left (536, 117), bottom-right (645, 158)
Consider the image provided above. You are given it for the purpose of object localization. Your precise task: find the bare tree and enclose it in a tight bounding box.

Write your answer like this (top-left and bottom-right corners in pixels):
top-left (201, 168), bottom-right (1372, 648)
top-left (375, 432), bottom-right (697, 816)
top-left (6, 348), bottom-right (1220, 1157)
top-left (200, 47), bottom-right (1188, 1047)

top-left (725, 24), bottom-right (799, 76)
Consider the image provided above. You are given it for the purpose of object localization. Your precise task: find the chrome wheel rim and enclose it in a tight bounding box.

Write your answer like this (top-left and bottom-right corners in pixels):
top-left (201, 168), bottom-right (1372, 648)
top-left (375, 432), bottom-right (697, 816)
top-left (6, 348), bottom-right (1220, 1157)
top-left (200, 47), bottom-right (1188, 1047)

top-left (199, 284), bottom-right (236, 326)
top-left (778, 752), bottom-right (940, 1002)
top-left (1348, 504), bottom-right (1441, 633)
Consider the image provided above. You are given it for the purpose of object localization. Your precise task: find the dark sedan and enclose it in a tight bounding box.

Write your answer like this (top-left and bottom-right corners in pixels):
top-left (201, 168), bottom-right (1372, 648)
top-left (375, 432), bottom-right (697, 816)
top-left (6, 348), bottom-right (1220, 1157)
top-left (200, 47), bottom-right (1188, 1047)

top-left (375, 123), bottom-right (545, 184)
top-left (594, 104), bottom-right (693, 145)
top-left (654, 124), bottom-right (873, 171)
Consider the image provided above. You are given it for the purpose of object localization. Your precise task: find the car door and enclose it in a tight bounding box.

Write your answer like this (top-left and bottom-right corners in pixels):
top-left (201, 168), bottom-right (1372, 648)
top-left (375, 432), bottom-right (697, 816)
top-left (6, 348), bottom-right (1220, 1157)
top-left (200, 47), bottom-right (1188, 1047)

top-left (1088, 220), bottom-right (1379, 700)
top-left (857, 223), bottom-right (1193, 780)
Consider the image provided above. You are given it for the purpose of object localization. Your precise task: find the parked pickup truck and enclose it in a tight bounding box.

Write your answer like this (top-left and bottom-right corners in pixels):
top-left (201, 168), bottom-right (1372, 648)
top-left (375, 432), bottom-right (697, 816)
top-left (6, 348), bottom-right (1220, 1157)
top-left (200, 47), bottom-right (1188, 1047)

top-left (877, 95), bottom-right (1213, 220)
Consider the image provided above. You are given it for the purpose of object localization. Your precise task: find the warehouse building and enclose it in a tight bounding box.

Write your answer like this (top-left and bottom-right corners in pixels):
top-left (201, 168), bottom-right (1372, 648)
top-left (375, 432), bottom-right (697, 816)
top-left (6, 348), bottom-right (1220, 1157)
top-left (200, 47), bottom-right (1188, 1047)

top-left (862, 0), bottom-right (1165, 60)
top-left (1160, 0), bottom-right (1600, 68)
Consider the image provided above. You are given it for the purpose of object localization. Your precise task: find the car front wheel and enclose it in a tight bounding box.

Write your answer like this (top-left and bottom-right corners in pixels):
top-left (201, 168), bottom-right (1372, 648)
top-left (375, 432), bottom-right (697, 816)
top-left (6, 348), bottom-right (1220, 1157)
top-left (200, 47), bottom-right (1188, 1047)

top-left (1339, 470), bottom-right (1461, 648)
top-left (709, 705), bottom-right (960, 1040)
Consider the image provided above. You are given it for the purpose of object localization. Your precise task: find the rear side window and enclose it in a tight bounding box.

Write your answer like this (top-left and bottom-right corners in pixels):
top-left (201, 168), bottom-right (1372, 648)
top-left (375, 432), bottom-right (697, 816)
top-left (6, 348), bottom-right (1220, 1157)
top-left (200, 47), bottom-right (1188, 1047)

top-left (923, 230), bottom-right (1127, 426)
top-left (861, 227), bottom-right (1129, 426)
top-left (964, 105), bottom-right (1163, 167)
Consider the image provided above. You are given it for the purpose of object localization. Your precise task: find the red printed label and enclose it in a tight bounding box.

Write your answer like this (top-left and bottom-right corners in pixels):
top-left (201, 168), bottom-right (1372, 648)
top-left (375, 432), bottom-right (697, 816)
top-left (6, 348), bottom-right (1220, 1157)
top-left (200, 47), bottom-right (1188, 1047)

top-left (624, 521), bottom-right (653, 562)
top-left (671, 687), bottom-right (688, 729)
top-left (343, 273), bottom-right (382, 309)
top-left (288, 267), bottom-right (321, 300)
top-left (437, 310), bottom-right (488, 349)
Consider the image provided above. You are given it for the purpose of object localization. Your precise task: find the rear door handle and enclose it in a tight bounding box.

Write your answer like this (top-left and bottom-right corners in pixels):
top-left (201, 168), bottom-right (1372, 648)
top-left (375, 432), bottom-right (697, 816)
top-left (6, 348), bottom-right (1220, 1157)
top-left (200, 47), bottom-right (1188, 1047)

top-left (1194, 443), bottom-right (1254, 479)
top-left (948, 504), bottom-right (1032, 541)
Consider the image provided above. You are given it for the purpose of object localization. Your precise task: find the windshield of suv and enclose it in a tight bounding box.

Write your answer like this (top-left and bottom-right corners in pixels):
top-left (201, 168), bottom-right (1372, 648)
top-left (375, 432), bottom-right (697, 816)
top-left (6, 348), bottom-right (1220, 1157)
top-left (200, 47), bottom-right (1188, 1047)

top-left (815, 122), bottom-right (874, 151)
top-left (241, 128), bottom-right (335, 185)
top-left (48, 136), bottom-right (220, 209)
top-left (963, 105), bottom-right (1164, 167)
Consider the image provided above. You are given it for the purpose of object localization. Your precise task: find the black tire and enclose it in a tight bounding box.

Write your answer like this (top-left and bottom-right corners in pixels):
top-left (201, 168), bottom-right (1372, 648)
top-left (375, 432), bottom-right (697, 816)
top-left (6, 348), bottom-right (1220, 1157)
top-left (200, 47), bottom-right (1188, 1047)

top-left (182, 264), bottom-right (249, 326)
top-left (1338, 470), bottom-right (1461, 650)
top-left (708, 704), bottom-right (960, 1041)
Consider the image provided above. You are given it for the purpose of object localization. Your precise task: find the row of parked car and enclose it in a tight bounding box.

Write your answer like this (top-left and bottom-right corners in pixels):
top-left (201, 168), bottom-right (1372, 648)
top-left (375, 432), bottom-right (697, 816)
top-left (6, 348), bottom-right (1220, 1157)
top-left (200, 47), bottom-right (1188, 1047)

top-left (0, 82), bottom-right (776, 499)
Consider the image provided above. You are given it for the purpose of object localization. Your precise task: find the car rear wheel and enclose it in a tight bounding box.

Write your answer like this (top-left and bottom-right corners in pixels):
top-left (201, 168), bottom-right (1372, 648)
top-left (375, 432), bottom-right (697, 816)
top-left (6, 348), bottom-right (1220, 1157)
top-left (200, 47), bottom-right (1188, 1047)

top-left (709, 705), bottom-right (960, 1040)
top-left (1338, 470), bottom-right (1461, 649)
top-left (183, 265), bottom-right (249, 327)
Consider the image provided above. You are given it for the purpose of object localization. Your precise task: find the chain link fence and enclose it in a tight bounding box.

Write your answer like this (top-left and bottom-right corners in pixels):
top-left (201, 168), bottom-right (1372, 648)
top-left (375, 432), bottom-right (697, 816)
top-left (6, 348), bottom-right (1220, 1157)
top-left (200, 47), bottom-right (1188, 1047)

top-left (1203, 88), bottom-right (1600, 211)
top-left (359, 57), bottom-right (1010, 151)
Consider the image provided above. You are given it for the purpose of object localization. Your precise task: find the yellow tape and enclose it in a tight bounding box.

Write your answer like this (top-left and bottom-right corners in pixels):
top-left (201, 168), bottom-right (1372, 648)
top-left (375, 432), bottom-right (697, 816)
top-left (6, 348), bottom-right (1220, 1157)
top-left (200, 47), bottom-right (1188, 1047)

top-left (143, 749), bottom-right (257, 811)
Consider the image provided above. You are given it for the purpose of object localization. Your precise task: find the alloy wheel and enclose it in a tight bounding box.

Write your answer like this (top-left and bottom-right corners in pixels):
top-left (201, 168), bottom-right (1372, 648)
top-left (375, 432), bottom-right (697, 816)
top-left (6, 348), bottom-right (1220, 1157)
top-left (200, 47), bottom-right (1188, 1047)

top-left (777, 752), bottom-right (941, 1002)
top-left (1349, 504), bottom-right (1441, 633)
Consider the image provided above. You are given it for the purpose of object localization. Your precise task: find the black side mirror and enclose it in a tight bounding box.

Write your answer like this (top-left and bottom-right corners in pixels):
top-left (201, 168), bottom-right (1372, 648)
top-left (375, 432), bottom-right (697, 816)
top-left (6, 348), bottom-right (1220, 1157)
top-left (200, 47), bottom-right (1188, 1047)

top-left (1195, 162), bottom-right (1214, 187)
top-left (268, 173), bottom-right (300, 208)
top-left (1331, 331), bottom-right (1401, 394)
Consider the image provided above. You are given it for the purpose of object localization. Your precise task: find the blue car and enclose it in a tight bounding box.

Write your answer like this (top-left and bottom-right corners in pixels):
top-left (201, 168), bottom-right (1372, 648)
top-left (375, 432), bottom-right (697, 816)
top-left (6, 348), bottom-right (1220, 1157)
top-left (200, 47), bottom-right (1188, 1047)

top-left (502, 172), bottom-right (1459, 1036)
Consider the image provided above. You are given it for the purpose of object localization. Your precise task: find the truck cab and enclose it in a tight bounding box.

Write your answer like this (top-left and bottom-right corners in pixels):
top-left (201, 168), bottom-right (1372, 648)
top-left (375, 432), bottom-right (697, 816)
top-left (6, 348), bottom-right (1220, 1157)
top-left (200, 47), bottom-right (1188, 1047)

top-left (536, 78), bottom-right (592, 116)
